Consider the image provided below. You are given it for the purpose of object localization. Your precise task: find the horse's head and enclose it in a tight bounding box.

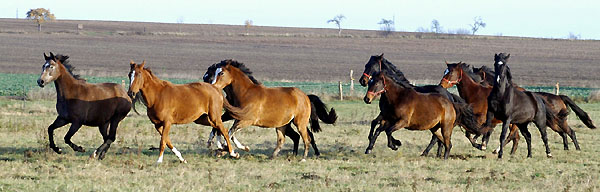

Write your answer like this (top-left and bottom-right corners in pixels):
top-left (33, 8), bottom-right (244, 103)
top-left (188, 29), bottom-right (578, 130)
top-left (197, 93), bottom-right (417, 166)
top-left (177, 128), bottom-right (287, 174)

top-left (202, 63), bottom-right (219, 84)
top-left (127, 60), bottom-right (146, 99)
top-left (37, 52), bottom-right (63, 87)
top-left (364, 71), bottom-right (386, 104)
top-left (439, 61), bottom-right (465, 88)
top-left (210, 61), bottom-right (235, 89)
top-left (493, 53), bottom-right (512, 94)
top-left (359, 53), bottom-right (385, 87)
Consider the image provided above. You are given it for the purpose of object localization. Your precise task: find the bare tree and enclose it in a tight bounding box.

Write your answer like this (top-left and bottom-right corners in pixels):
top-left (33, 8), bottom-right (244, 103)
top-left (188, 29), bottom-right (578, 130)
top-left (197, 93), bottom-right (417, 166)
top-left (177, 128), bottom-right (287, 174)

top-left (177, 16), bottom-right (184, 33)
top-left (244, 19), bottom-right (253, 35)
top-left (26, 8), bottom-right (55, 32)
top-left (469, 16), bottom-right (486, 35)
top-left (378, 18), bottom-right (394, 37)
top-left (568, 32), bottom-right (580, 40)
top-left (431, 19), bottom-right (443, 33)
top-left (327, 14), bottom-right (345, 36)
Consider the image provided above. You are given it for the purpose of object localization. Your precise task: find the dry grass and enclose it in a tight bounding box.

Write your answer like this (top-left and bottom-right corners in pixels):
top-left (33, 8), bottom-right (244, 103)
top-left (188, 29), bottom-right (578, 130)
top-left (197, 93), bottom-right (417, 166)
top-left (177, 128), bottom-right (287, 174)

top-left (0, 18), bottom-right (599, 87)
top-left (0, 98), bottom-right (599, 191)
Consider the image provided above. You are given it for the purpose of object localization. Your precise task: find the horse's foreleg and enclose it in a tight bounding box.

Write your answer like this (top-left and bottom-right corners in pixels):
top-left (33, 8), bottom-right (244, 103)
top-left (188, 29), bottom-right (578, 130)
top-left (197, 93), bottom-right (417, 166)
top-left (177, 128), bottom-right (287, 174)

top-left (284, 124), bottom-right (300, 156)
top-left (516, 123), bottom-right (532, 158)
top-left (272, 126), bottom-right (287, 158)
top-left (229, 120), bottom-right (249, 152)
top-left (47, 118), bottom-right (68, 154)
top-left (421, 132), bottom-right (439, 156)
top-left (497, 118), bottom-right (511, 159)
top-left (365, 121), bottom-right (391, 154)
top-left (64, 122), bottom-right (85, 153)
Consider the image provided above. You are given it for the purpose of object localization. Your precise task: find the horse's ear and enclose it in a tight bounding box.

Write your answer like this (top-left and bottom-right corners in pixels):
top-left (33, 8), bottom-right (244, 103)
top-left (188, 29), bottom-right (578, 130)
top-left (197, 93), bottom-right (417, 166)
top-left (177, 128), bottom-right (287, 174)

top-left (140, 60), bottom-right (146, 68)
top-left (43, 52), bottom-right (49, 60)
top-left (379, 53), bottom-right (384, 57)
top-left (506, 54), bottom-right (510, 59)
top-left (49, 52), bottom-right (55, 60)
top-left (130, 60), bottom-right (136, 68)
top-left (494, 53), bottom-right (498, 57)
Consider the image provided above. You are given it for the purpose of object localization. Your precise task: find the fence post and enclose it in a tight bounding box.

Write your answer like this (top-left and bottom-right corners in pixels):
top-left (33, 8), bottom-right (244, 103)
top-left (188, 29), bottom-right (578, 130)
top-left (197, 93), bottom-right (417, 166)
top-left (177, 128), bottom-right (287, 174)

top-left (350, 70), bottom-right (354, 95)
top-left (555, 82), bottom-right (560, 95)
top-left (338, 81), bottom-right (343, 101)
top-left (122, 80), bottom-right (126, 88)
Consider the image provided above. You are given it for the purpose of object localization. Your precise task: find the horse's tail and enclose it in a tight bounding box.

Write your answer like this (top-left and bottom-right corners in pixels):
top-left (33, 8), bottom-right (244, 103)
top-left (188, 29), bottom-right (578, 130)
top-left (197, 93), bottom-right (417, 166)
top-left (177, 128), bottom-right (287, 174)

top-left (452, 102), bottom-right (482, 134)
top-left (560, 95), bottom-right (596, 129)
top-left (222, 97), bottom-right (253, 121)
top-left (308, 95), bottom-right (338, 133)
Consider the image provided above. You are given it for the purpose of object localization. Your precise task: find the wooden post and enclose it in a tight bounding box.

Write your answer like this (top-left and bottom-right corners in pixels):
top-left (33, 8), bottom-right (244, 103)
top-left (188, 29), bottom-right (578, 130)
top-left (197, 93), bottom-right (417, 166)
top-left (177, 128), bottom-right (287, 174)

top-left (338, 81), bottom-right (343, 101)
top-left (555, 82), bottom-right (560, 95)
top-left (350, 70), bottom-right (354, 95)
top-left (122, 80), bottom-right (126, 88)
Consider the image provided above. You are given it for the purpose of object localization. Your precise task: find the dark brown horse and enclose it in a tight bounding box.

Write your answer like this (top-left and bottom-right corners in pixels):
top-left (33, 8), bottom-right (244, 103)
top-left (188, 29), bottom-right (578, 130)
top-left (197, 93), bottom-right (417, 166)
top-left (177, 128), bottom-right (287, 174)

top-left (210, 60), bottom-right (332, 161)
top-left (202, 62), bottom-right (336, 156)
top-left (37, 52), bottom-right (131, 160)
top-left (440, 62), bottom-right (521, 153)
top-left (485, 53), bottom-right (558, 158)
top-left (364, 70), bottom-right (481, 159)
top-left (128, 61), bottom-right (249, 163)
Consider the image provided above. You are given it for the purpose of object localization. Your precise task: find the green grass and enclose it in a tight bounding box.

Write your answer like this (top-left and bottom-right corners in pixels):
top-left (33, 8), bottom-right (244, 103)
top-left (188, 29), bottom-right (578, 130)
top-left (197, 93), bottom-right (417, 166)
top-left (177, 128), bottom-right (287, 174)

top-left (0, 98), bottom-right (599, 191)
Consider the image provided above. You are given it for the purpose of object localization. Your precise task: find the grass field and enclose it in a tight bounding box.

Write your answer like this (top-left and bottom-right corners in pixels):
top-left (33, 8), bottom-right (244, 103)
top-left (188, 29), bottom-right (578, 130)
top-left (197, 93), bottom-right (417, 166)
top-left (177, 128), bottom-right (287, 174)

top-left (0, 97), bottom-right (598, 191)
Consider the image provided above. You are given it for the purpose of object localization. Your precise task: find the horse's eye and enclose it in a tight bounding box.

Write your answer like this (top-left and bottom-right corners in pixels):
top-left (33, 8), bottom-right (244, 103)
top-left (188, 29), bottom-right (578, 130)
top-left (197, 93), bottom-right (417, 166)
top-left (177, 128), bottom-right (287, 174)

top-left (218, 72), bottom-right (224, 76)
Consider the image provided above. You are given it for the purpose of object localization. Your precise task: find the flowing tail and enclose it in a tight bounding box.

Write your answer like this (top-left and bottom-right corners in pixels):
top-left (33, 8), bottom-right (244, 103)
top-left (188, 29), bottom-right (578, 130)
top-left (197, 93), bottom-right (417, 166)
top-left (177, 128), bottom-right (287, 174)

top-left (452, 102), bottom-right (482, 135)
top-left (222, 97), bottom-right (253, 121)
top-left (308, 95), bottom-right (338, 133)
top-left (559, 95), bottom-right (596, 129)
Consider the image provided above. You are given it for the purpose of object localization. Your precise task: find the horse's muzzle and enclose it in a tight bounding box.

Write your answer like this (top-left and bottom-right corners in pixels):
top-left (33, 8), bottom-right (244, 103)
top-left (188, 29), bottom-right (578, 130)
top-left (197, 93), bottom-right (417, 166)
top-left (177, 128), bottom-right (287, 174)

top-left (37, 79), bottom-right (45, 87)
top-left (363, 95), bottom-right (372, 104)
top-left (127, 91), bottom-right (135, 99)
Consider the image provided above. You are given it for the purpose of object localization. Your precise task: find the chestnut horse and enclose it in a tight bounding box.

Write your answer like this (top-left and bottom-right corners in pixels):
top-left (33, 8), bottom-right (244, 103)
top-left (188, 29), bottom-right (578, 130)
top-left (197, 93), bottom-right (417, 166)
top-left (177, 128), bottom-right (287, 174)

top-left (440, 62), bottom-right (522, 153)
top-left (364, 70), bottom-right (481, 159)
top-left (128, 61), bottom-right (248, 163)
top-left (37, 52), bottom-right (131, 160)
top-left (485, 53), bottom-right (557, 158)
top-left (210, 60), bottom-right (327, 161)
top-left (202, 62), bottom-right (337, 156)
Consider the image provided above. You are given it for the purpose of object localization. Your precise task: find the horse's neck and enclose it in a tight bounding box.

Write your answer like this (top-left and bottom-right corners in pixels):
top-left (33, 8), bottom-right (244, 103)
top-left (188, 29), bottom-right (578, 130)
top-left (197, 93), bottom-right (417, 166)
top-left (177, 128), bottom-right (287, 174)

top-left (230, 72), bottom-right (257, 101)
top-left (54, 66), bottom-right (80, 101)
top-left (139, 73), bottom-right (165, 108)
top-left (382, 76), bottom-right (411, 103)
top-left (456, 70), bottom-right (487, 100)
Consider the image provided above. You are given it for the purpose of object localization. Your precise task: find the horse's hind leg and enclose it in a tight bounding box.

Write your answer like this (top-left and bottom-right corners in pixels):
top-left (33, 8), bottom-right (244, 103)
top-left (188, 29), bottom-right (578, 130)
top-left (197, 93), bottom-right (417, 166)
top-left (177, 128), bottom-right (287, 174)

top-left (421, 133), bottom-right (439, 156)
top-left (516, 123), bottom-right (532, 158)
top-left (561, 119), bottom-right (580, 150)
top-left (283, 123), bottom-right (300, 156)
top-left (47, 118), bottom-right (68, 154)
top-left (307, 130), bottom-right (320, 156)
top-left (96, 116), bottom-right (124, 160)
top-left (568, 128), bottom-right (580, 150)
top-left (272, 126), bottom-right (287, 158)
top-left (558, 132), bottom-right (569, 150)
top-left (534, 121), bottom-right (552, 158)
top-left (64, 122), bottom-right (85, 152)
top-left (90, 122), bottom-right (109, 159)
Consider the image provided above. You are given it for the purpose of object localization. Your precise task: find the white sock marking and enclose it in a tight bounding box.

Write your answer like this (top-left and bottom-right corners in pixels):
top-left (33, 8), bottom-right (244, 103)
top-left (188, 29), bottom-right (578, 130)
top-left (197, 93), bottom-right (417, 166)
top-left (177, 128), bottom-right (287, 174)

top-left (157, 154), bottom-right (163, 163)
top-left (172, 147), bottom-right (185, 162)
top-left (216, 135), bottom-right (223, 150)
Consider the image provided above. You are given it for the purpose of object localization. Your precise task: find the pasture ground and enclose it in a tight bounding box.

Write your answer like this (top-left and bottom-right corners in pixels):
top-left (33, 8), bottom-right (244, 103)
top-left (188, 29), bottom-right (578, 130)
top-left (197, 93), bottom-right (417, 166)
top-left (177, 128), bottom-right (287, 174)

top-left (0, 98), bottom-right (598, 191)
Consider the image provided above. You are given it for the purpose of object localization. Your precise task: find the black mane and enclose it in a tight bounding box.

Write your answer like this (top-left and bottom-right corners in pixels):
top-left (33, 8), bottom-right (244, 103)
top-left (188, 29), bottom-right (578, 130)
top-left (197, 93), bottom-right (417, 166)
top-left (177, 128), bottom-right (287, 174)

top-left (378, 57), bottom-right (413, 88)
top-left (53, 54), bottom-right (82, 80)
top-left (217, 59), bottom-right (260, 85)
top-left (379, 70), bottom-right (413, 89)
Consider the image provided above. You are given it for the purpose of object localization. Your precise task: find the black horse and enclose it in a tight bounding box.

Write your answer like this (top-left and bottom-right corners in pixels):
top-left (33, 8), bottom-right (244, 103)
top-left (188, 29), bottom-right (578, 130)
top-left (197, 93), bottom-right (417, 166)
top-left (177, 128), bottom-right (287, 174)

top-left (484, 53), bottom-right (557, 158)
top-left (202, 61), bottom-right (337, 156)
top-left (37, 53), bottom-right (131, 160)
top-left (359, 54), bottom-right (478, 155)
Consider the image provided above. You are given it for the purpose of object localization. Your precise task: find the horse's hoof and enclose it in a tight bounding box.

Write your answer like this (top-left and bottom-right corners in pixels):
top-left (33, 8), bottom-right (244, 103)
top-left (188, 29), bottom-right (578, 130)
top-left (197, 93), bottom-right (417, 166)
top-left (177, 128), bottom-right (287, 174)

top-left (365, 149), bottom-right (372, 154)
top-left (243, 146), bottom-right (250, 152)
top-left (300, 159), bottom-right (307, 162)
top-left (481, 145), bottom-right (487, 150)
top-left (546, 153), bottom-right (553, 158)
top-left (181, 159), bottom-right (188, 164)
top-left (492, 149), bottom-right (498, 154)
top-left (206, 141), bottom-right (212, 148)
top-left (52, 147), bottom-right (62, 154)
top-left (230, 152), bottom-right (240, 159)
top-left (89, 150), bottom-right (97, 159)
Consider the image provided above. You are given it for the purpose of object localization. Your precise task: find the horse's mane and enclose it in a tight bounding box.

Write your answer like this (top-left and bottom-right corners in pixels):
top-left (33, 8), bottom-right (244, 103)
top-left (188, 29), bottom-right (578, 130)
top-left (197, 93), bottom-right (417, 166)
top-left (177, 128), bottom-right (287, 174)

top-left (381, 70), bottom-right (413, 89)
top-left (54, 54), bottom-right (83, 80)
top-left (472, 65), bottom-right (495, 84)
top-left (217, 59), bottom-right (261, 85)
top-left (379, 57), bottom-right (413, 88)
top-left (456, 63), bottom-right (482, 82)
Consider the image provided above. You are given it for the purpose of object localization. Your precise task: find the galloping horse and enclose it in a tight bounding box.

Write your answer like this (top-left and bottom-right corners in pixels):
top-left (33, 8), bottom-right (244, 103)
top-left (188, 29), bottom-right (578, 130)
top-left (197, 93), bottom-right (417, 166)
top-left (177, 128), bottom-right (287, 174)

top-left (37, 52), bottom-right (131, 160)
top-left (210, 60), bottom-right (335, 161)
top-left (364, 70), bottom-right (481, 159)
top-left (473, 58), bottom-right (596, 151)
top-left (202, 62), bottom-right (337, 156)
top-left (440, 62), bottom-right (522, 153)
top-left (128, 61), bottom-right (248, 163)
top-left (358, 54), bottom-right (477, 155)
top-left (485, 53), bottom-right (557, 158)
top-left (442, 61), bottom-right (595, 153)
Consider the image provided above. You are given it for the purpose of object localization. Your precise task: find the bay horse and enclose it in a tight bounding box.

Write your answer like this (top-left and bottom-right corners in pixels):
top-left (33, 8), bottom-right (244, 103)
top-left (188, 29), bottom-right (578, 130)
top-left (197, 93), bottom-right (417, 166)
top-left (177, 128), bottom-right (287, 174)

top-left (37, 52), bottom-right (131, 160)
top-left (210, 60), bottom-right (336, 161)
top-left (364, 70), bottom-right (481, 159)
top-left (485, 53), bottom-right (557, 158)
top-left (358, 54), bottom-right (476, 155)
top-left (442, 62), bottom-right (595, 153)
top-left (128, 61), bottom-right (249, 163)
top-left (202, 62), bottom-right (337, 156)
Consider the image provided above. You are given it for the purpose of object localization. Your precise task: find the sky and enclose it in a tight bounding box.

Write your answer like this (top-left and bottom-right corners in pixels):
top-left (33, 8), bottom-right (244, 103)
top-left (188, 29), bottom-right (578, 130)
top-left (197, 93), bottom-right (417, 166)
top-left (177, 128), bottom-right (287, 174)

top-left (3, 0), bottom-right (599, 39)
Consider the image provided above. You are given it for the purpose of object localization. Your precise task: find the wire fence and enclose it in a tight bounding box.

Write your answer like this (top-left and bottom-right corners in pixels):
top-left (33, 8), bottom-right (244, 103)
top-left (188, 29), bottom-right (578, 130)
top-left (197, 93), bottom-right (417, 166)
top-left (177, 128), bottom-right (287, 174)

top-left (2, 73), bottom-right (598, 102)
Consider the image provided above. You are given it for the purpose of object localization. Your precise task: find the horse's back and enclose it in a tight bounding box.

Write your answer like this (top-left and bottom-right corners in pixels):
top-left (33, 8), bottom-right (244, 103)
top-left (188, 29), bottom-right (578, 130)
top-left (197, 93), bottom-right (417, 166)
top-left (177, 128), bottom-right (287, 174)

top-left (151, 82), bottom-right (223, 123)
top-left (63, 82), bottom-right (131, 126)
